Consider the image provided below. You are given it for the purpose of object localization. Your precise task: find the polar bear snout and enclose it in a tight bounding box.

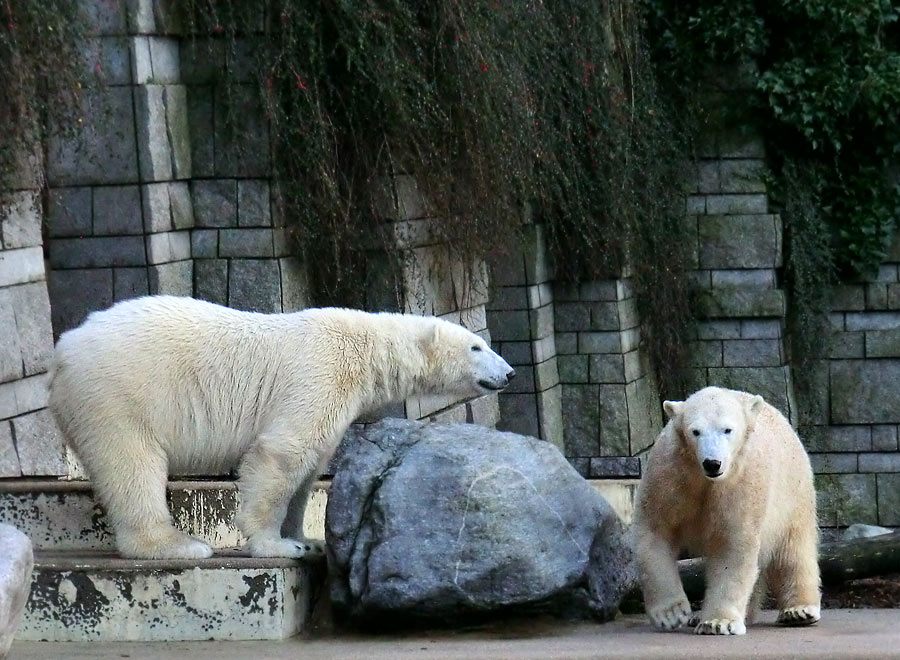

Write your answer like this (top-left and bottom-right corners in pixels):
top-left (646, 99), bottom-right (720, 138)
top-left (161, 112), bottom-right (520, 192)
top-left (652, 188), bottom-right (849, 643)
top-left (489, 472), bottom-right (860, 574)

top-left (702, 459), bottom-right (723, 477)
top-left (476, 367), bottom-right (515, 391)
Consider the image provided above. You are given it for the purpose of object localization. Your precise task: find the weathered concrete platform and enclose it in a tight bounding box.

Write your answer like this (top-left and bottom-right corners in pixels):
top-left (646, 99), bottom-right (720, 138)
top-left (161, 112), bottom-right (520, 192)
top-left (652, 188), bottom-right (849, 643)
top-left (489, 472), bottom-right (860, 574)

top-left (10, 609), bottom-right (900, 659)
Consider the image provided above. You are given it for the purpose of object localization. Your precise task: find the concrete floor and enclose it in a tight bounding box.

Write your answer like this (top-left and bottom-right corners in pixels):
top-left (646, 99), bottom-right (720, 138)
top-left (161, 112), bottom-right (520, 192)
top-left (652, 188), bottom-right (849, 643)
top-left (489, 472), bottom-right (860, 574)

top-left (10, 609), bottom-right (900, 660)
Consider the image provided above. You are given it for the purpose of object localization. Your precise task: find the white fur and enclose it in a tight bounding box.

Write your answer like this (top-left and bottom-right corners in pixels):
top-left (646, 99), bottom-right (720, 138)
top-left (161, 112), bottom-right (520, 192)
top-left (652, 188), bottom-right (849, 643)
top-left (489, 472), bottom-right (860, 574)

top-left (633, 386), bottom-right (821, 636)
top-left (49, 296), bottom-right (513, 559)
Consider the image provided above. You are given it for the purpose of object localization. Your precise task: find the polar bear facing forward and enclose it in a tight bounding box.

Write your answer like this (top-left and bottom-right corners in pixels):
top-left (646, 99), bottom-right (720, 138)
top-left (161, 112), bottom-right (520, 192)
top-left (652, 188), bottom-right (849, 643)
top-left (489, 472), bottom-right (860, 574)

top-left (632, 386), bottom-right (820, 635)
top-left (50, 296), bottom-right (514, 560)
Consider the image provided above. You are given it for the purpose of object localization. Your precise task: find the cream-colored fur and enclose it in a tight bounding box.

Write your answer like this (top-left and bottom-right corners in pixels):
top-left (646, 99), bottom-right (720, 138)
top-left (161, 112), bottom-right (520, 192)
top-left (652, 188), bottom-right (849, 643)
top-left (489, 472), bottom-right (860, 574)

top-left (632, 386), bottom-right (820, 636)
top-left (49, 296), bottom-right (513, 560)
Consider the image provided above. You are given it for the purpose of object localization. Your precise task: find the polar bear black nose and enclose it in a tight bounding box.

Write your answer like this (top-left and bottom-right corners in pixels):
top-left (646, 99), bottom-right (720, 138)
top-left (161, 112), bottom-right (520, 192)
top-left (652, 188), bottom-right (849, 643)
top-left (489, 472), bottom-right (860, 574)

top-left (507, 369), bottom-right (516, 380)
top-left (702, 459), bottom-right (722, 475)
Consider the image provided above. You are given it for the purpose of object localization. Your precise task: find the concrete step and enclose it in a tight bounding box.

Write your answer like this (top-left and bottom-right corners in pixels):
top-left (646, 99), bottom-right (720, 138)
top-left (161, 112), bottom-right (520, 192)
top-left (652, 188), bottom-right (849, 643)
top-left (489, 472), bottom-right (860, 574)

top-left (0, 479), bottom-right (328, 551)
top-left (20, 549), bottom-right (325, 642)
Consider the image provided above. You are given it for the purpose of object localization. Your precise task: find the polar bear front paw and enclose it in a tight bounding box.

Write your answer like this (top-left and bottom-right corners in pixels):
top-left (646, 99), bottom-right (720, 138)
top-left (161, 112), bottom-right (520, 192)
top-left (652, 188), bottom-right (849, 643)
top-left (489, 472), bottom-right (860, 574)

top-left (778, 605), bottom-right (820, 626)
top-left (695, 618), bottom-right (746, 635)
top-left (648, 598), bottom-right (692, 630)
top-left (248, 536), bottom-right (325, 559)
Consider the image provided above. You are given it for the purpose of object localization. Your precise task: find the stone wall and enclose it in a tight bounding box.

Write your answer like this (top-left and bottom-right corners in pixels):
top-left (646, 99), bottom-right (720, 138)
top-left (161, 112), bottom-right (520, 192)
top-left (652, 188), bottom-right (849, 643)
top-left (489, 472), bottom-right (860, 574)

top-left (0, 155), bottom-right (66, 477)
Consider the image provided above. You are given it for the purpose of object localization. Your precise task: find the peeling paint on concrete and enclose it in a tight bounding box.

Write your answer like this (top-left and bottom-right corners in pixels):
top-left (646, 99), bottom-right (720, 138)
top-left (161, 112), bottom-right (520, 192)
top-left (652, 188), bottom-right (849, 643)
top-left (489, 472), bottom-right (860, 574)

top-left (20, 555), bottom-right (321, 641)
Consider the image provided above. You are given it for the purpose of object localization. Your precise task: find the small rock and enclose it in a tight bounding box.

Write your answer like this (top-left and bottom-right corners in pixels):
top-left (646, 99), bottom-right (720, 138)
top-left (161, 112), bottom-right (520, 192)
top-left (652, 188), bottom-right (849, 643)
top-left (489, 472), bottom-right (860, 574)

top-left (0, 524), bottom-right (34, 657)
top-left (842, 524), bottom-right (894, 541)
top-left (326, 419), bottom-right (635, 626)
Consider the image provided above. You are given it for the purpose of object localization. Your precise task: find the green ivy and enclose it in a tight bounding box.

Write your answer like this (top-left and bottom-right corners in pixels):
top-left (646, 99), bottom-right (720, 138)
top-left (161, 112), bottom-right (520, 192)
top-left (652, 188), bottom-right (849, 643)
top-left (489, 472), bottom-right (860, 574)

top-left (644, 0), bottom-right (900, 277)
top-left (186, 0), bottom-right (695, 398)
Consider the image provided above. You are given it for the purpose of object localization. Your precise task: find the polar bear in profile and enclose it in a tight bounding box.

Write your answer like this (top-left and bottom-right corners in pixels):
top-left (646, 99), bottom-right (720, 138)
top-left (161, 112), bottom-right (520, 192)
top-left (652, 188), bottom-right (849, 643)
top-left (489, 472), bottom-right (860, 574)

top-left (50, 296), bottom-right (514, 560)
top-left (632, 386), bottom-right (820, 635)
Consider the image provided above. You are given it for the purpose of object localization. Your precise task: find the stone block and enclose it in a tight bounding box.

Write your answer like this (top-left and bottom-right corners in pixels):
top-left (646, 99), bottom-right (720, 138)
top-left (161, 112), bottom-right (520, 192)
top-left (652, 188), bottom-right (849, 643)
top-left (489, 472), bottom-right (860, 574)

top-left (741, 319), bottom-right (781, 339)
top-left (831, 360), bottom-right (900, 424)
top-left (134, 85), bottom-right (173, 182)
top-left (809, 453), bottom-right (858, 474)
top-left (83, 36), bottom-right (131, 85)
top-left (522, 224), bottom-right (550, 285)
top-left (697, 320), bottom-right (741, 340)
top-left (794, 359), bottom-right (829, 426)
top-left (13, 409), bottom-right (67, 476)
top-left (228, 259), bottom-right (281, 313)
top-left (697, 160), bottom-right (720, 194)
top-left (800, 425), bottom-right (872, 453)
top-left (193, 179), bottom-right (237, 227)
top-left (705, 194), bottom-right (767, 215)
top-left (718, 159), bottom-right (766, 193)
top-left (280, 257), bottom-right (309, 312)
top-left (578, 332), bottom-right (621, 354)
top-left (553, 282), bottom-right (580, 302)
top-left (194, 259), bottom-right (228, 306)
top-left (561, 384), bottom-right (599, 457)
top-left (722, 338), bottom-right (782, 367)
top-left (149, 260), bottom-right (192, 296)
top-left (149, 37), bottom-right (180, 83)
top-left (589, 457), bottom-right (641, 478)
top-left (187, 86), bottom-right (215, 177)
top-left (888, 284), bottom-right (900, 310)
top-left (49, 269), bottom-right (113, 337)
top-left (130, 35), bottom-right (152, 84)
top-left (617, 299), bottom-right (639, 330)
top-left (486, 310), bottom-right (530, 341)
top-left (589, 354), bottom-right (625, 384)
top-left (866, 283), bottom-right (888, 310)
top-left (626, 376), bottom-right (662, 455)
top-left (531, 282), bottom-right (554, 307)
top-left (142, 183), bottom-right (172, 232)
top-left (219, 229), bottom-right (274, 258)
top-left (83, 0), bottom-right (128, 34)
top-left (146, 231), bottom-right (191, 265)
top-left (490, 253), bottom-right (526, 288)
top-left (505, 365), bottom-right (536, 394)
top-left (191, 229), bottom-right (218, 258)
top-left (620, 327), bottom-right (640, 353)
top-left (686, 195), bottom-right (705, 214)
top-left (598, 384), bottom-right (629, 456)
top-left (93, 185), bottom-right (142, 235)
top-left (816, 474), bottom-right (877, 527)
top-left (237, 180), bottom-right (272, 227)
top-left (48, 87), bottom-right (139, 186)
top-left (0, 247), bottom-right (45, 287)
top-left (694, 288), bottom-right (785, 318)
top-left (113, 267), bottom-right (149, 301)
top-left (497, 342), bottom-right (533, 366)
top-left (872, 425), bottom-right (898, 452)
top-left (623, 350), bottom-right (645, 383)
top-left (10, 283), bottom-right (53, 376)
top-left (689, 340), bottom-right (722, 367)
top-left (532, 334), bottom-right (556, 364)
top-left (831, 284), bottom-right (866, 311)
top-left (1, 191), bottom-right (41, 249)
top-left (877, 264), bottom-right (899, 282)
top-left (698, 214), bottom-right (780, 269)
top-left (710, 269), bottom-right (775, 289)
top-left (126, 0), bottom-right (156, 34)
top-left (589, 302), bottom-right (619, 331)
top-left (706, 366), bottom-right (792, 417)
top-left (864, 329), bottom-right (900, 357)
top-left (555, 332), bottom-right (577, 355)
top-left (537, 385), bottom-right (564, 451)
top-left (876, 474), bottom-right (900, 526)
top-left (0, 292), bottom-right (20, 383)
top-left (554, 302), bottom-right (590, 332)
top-left (487, 287), bottom-right (528, 311)
top-left (859, 453), bottom-right (900, 473)
top-left (568, 457), bottom-right (589, 477)
top-left (13, 374), bottom-right (49, 415)
top-left (558, 355), bottom-right (589, 383)
top-left (578, 280), bottom-right (618, 301)
top-left (0, 382), bottom-right (15, 419)
top-left (169, 182), bottom-right (193, 229)
top-left (214, 85), bottom-right (271, 177)
top-left (468, 393), bottom-right (500, 429)
top-left (497, 393), bottom-right (540, 438)
top-left (47, 188), bottom-right (92, 238)
top-left (529, 304), bottom-right (554, 339)
top-left (534, 358), bottom-right (559, 391)
top-left (0, 421), bottom-right (20, 477)
top-left (50, 236), bottom-right (146, 268)
top-left (165, 85), bottom-right (192, 179)
top-left (845, 311), bottom-right (900, 331)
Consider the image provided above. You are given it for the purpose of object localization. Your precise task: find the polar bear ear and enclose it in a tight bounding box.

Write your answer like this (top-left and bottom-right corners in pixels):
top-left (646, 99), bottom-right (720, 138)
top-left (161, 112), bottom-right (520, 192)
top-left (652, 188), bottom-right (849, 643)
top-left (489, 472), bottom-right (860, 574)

top-left (745, 394), bottom-right (764, 421)
top-left (663, 400), bottom-right (683, 420)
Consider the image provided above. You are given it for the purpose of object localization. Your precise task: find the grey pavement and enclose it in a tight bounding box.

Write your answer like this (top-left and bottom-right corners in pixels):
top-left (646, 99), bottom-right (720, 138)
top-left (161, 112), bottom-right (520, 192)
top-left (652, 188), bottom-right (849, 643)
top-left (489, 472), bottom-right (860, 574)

top-left (10, 609), bottom-right (900, 660)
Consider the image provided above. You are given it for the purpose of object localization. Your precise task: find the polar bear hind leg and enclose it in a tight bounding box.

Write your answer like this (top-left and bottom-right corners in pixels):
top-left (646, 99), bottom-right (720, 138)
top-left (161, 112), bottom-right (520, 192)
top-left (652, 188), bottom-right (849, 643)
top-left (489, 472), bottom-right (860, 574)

top-left (84, 423), bottom-right (213, 560)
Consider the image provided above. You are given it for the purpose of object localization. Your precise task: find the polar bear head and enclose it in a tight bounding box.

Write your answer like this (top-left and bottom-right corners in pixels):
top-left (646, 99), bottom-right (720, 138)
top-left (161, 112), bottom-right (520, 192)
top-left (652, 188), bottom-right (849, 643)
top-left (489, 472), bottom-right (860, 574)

top-left (663, 386), bottom-right (764, 480)
top-left (421, 318), bottom-right (515, 397)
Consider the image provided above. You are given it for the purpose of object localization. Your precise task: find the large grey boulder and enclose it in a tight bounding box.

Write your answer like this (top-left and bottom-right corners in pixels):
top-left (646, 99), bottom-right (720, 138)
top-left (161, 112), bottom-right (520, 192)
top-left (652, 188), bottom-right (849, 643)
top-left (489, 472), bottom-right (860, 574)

top-left (0, 524), bottom-right (33, 658)
top-left (326, 419), bottom-right (635, 626)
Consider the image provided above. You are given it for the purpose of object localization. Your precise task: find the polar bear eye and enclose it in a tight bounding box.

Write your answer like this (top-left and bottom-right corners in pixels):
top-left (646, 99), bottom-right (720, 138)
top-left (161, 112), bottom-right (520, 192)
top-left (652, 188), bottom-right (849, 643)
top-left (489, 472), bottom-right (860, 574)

top-left (471, 345), bottom-right (482, 352)
top-left (692, 429), bottom-right (700, 437)
top-left (724, 428), bottom-right (732, 434)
